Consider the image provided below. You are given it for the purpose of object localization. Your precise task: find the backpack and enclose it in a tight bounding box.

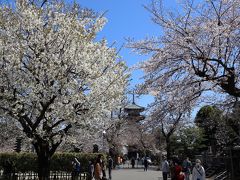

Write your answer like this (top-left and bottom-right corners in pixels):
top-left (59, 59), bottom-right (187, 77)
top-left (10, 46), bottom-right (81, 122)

top-left (75, 162), bottom-right (80, 172)
top-left (183, 161), bottom-right (190, 172)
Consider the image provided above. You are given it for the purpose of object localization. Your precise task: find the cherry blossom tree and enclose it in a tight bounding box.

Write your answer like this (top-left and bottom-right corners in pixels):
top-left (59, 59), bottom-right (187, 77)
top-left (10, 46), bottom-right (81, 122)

top-left (133, 73), bottom-right (194, 159)
top-left (0, 0), bottom-right (128, 179)
top-left (148, 97), bottom-right (190, 159)
top-left (128, 0), bottom-right (240, 159)
top-left (62, 110), bottom-right (127, 153)
top-left (104, 111), bottom-right (127, 151)
top-left (128, 0), bottom-right (240, 103)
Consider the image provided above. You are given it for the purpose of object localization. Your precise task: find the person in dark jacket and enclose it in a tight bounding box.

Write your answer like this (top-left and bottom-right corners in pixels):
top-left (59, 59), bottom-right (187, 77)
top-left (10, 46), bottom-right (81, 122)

top-left (131, 158), bottom-right (135, 168)
top-left (143, 157), bottom-right (149, 171)
top-left (72, 158), bottom-right (81, 180)
top-left (88, 160), bottom-right (94, 180)
top-left (108, 156), bottom-right (113, 179)
top-left (182, 157), bottom-right (192, 180)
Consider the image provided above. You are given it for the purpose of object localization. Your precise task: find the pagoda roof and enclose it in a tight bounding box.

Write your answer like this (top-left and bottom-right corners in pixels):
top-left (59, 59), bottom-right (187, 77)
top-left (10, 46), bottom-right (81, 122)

top-left (124, 102), bottom-right (145, 112)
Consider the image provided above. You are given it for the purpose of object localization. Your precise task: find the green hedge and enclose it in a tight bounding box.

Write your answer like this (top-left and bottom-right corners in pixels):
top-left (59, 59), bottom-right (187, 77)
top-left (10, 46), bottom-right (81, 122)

top-left (0, 152), bottom-right (106, 173)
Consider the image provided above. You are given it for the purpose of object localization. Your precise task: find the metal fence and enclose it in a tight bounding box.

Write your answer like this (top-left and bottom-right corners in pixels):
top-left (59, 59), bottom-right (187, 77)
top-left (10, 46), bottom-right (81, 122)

top-left (0, 171), bottom-right (88, 180)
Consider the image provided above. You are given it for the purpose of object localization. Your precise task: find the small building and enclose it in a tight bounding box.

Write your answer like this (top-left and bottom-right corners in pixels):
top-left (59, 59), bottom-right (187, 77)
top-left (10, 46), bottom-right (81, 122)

top-left (124, 96), bottom-right (145, 122)
top-left (123, 94), bottom-right (146, 160)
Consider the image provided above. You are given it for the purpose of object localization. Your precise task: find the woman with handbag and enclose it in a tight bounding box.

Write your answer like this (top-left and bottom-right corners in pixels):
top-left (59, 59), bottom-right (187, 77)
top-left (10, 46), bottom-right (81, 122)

top-left (192, 159), bottom-right (205, 180)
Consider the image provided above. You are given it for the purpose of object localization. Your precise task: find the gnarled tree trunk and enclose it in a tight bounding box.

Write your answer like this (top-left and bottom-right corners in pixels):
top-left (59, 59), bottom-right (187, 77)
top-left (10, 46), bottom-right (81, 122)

top-left (166, 137), bottom-right (171, 160)
top-left (34, 141), bottom-right (51, 180)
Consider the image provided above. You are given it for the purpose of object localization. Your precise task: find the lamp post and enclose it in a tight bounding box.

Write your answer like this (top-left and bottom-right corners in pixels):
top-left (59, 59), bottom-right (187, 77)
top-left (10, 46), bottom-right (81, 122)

top-left (102, 130), bottom-right (106, 153)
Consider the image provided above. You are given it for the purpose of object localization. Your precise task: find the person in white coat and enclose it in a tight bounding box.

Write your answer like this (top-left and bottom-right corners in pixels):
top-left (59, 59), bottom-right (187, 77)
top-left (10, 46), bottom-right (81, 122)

top-left (192, 159), bottom-right (205, 180)
top-left (161, 157), bottom-right (170, 180)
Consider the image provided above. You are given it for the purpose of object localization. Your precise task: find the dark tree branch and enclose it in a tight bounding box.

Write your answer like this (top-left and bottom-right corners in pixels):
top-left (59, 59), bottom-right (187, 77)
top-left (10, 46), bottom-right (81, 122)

top-left (33, 95), bottom-right (57, 130)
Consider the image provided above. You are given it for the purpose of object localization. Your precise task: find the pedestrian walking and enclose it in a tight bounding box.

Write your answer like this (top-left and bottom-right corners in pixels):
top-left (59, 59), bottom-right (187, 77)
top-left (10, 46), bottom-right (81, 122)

top-left (192, 159), bottom-right (205, 180)
top-left (182, 157), bottom-right (192, 180)
top-left (161, 157), bottom-right (170, 180)
top-left (108, 156), bottom-right (113, 179)
top-left (72, 157), bottom-right (81, 180)
top-left (88, 160), bottom-right (94, 180)
top-left (174, 161), bottom-right (182, 180)
top-left (94, 155), bottom-right (103, 180)
top-left (98, 154), bottom-right (107, 180)
top-left (144, 157), bottom-right (149, 171)
top-left (131, 157), bottom-right (135, 168)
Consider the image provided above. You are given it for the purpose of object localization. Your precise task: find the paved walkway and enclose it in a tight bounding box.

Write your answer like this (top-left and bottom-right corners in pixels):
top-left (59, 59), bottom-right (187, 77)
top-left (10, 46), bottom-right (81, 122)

top-left (112, 168), bottom-right (161, 180)
top-left (109, 167), bottom-right (214, 180)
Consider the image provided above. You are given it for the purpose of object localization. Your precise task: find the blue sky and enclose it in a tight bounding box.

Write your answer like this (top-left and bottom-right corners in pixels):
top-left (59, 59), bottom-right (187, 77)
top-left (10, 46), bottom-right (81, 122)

top-left (69, 0), bottom-right (178, 108)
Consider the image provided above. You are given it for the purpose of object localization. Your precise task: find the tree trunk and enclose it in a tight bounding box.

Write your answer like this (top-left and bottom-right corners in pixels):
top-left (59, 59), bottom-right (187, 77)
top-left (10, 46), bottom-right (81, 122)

top-left (34, 142), bottom-right (51, 180)
top-left (166, 138), bottom-right (171, 160)
top-left (37, 152), bottom-right (50, 180)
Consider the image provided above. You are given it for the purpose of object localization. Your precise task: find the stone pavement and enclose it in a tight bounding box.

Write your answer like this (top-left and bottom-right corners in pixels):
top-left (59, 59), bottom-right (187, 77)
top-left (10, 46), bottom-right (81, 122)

top-left (109, 167), bottom-right (214, 180)
top-left (111, 168), bottom-right (161, 180)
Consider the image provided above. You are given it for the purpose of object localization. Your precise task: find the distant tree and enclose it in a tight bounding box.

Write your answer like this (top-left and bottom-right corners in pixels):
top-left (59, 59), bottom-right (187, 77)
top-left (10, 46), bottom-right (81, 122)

top-left (0, 1), bottom-right (128, 179)
top-left (227, 103), bottom-right (240, 138)
top-left (103, 109), bottom-right (127, 154)
top-left (195, 105), bottom-right (223, 153)
top-left (195, 105), bottom-right (222, 135)
top-left (0, 117), bottom-right (23, 152)
top-left (146, 90), bottom-right (191, 159)
top-left (126, 121), bottom-right (156, 154)
top-left (170, 126), bottom-right (207, 158)
top-left (217, 103), bottom-right (240, 147)
top-left (194, 105), bottom-right (240, 152)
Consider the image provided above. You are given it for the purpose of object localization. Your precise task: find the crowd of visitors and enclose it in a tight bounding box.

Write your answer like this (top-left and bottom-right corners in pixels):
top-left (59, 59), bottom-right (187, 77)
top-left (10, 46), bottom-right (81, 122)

top-left (161, 156), bottom-right (206, 180)
top-left (86, 154), bottom-right (113, 180)
top-left (71, 155), bottom-right (205, 180)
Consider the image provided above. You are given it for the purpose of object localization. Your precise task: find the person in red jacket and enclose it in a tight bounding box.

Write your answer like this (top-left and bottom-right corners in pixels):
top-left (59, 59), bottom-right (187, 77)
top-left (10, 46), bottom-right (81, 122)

top-left (174, 161), bottom-right (182, 179)
top-left (173, 161), bottom-right (185, 180)
top-left (177, 171), bottom-right (185, 180)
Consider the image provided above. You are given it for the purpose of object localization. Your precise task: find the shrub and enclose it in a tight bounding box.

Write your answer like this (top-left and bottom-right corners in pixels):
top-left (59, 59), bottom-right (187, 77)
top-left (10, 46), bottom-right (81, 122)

top-left (0, 152), bottom-right (106, 172)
